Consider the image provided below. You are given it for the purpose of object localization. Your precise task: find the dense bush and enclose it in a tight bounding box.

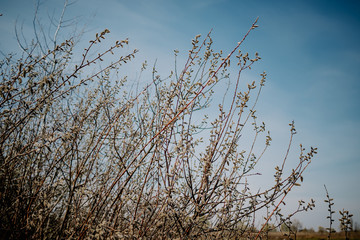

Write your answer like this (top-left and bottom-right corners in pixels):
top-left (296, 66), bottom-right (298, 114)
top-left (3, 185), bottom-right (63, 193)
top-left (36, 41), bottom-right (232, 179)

top-left (0, 8), bottom-right (317, 239)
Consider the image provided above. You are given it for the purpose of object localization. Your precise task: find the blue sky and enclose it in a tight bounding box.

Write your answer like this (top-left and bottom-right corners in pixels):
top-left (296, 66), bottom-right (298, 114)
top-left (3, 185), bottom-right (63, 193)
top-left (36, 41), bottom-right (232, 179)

top-left (1, 0), bottom-right (360, 230)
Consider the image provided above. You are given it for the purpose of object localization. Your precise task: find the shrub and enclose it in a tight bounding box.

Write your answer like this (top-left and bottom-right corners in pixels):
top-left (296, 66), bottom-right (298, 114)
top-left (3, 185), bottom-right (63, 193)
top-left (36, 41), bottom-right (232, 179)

top-left (0, 7), bottom-right (317, 239)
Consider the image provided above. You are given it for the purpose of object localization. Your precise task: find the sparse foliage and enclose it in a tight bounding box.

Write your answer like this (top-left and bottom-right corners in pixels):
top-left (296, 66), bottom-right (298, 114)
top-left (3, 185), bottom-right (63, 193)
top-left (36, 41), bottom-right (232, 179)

top-left (324, 184), bottom-right (335, 239)
top-left (339, 209), bottom-right (353, 240)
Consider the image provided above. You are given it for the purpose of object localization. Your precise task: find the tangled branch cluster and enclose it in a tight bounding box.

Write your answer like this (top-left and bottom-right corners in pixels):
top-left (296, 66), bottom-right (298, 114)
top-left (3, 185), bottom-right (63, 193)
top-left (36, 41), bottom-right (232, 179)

top-left (0, 17), bottom-right (317, 239)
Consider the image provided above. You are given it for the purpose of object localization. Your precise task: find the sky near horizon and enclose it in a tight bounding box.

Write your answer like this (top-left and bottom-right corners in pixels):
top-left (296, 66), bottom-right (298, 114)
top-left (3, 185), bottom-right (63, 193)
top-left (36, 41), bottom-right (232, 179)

top-left (1, 0), bottom-right (359, 231)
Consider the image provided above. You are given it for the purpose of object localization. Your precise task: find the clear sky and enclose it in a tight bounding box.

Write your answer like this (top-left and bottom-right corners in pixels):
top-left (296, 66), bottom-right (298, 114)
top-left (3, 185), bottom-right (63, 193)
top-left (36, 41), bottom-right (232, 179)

top-left (1, 0), bottom-right (359, 231)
